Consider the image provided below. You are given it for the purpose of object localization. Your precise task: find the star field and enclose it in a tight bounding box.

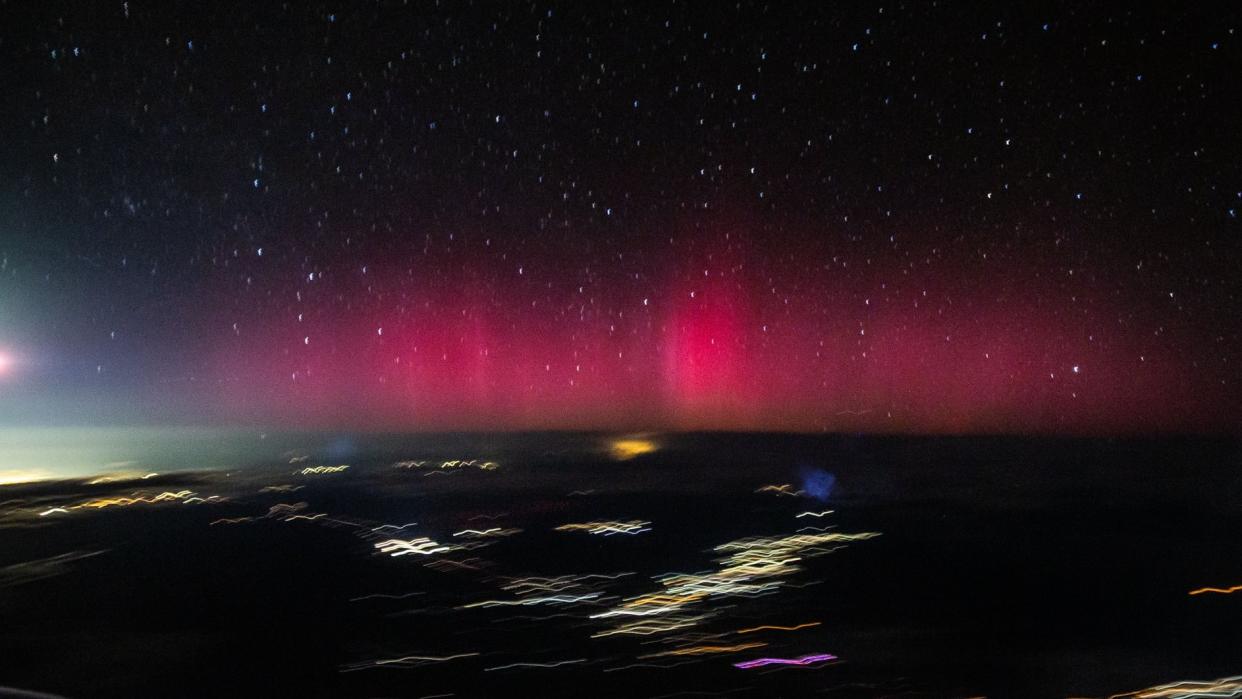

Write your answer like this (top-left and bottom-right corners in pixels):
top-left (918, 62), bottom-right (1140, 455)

top-left (1, 3), bottom-right (1239, 432)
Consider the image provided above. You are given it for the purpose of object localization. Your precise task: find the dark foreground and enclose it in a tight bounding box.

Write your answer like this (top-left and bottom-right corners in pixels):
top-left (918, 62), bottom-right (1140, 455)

top-left (1, 433), bottom-right (1240, 698)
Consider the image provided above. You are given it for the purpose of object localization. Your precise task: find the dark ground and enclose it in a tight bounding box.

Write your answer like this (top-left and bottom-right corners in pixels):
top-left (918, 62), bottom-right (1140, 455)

top-left (1, 433), bottom-right (1240, 697)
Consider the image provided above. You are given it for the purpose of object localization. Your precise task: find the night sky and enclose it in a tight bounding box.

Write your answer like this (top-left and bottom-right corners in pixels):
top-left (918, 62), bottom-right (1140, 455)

top-left (1, 3), bottom-right (1239, 433)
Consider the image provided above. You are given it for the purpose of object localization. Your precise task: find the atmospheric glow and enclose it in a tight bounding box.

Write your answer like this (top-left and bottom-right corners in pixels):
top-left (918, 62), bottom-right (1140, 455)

top-left (0, 469), bottom-right (51, 486)
top-left (192, 229), bottom-right (1233, 435)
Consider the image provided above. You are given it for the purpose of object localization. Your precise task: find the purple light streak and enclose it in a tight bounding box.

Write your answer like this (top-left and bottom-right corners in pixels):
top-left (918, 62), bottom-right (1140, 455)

top-left (733, 652), bottom-right (838, 669)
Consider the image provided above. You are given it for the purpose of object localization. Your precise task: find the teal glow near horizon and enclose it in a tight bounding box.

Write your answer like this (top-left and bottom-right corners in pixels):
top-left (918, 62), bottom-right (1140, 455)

top-left (0, 426), bottom-right (275, 482)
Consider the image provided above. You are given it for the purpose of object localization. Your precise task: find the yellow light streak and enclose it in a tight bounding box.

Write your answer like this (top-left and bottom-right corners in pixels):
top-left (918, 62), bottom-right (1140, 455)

top-left (735, 621), bottom-right (822, 634)
top-left (1188, 584), bottom-right (1242, 596)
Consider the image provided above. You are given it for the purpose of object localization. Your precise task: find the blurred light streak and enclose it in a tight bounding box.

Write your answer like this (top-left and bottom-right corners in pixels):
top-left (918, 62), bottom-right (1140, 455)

top-left (590, 529), bottom-right (877, 637)
top-left (453, 527), bottom-right (522, 538)
top-left (299, 464), bottom-right (350, 475)
top-left (372, 522), bottom-right (419, 532)
top-left (1188, 584), bottom-right (1242, 596)
top-left (82, 489), bottom-right (192, 508)
top-left (604, 660), bottom-right (699, 672)
top-left (503, 572), bottom-right (633, 595)
top-left (37, 489), bottom-right (222, 517)
top-left (590, 592), bottom-right (709, 619)
top-left (1108, 675), bottom-right (1242, 698)
top-left (794, 510), bottom-right (833, 518)
top-left (642, 642), bottom-right (766, 658)
top-left (484, 658), bottom-right (586, 671)
top-left (183, 495), bottom-right (223, 504)
top-left (340, 652), bottom-right (480, 672)
top-left (375, 537), bottom-right (455, 556)
top-left (85, 471), bottom-right (159, 485)
top-left (556, 520), bottom-right (651, 535)
top-left (267, 502), bottom-right (309, 517)
top-left (349, 591), bottom-right (426, 602)
top-left (735, 621), bottom-right (821, 634)
top-left (425, 558), bottom-right (486, 572)
top-left (259, 484), bottom-right (304, 493)
top-left (755, 484), bottom-right (803, 497)
top-left (395, 459), bottom-right (499, 471)
top-left (491, 612), bottom-right (579, 623)
top-left (461, 592), bottom-right (602, 608)
top-left (733, 653), bottom-right (837, 669)
top-left (0, 549), bottom-right (108, 587)
top-left (591, 615), bottom-right (708, 637)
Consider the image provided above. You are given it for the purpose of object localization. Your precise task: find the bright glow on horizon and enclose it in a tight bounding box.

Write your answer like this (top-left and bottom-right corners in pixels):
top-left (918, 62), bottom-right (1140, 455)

top-left (0, 426), bottom-right (273, 481)
top-left (609, 437), bottom-right (659, 460)
top-left (0, 469), bottom-right (52, 486)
